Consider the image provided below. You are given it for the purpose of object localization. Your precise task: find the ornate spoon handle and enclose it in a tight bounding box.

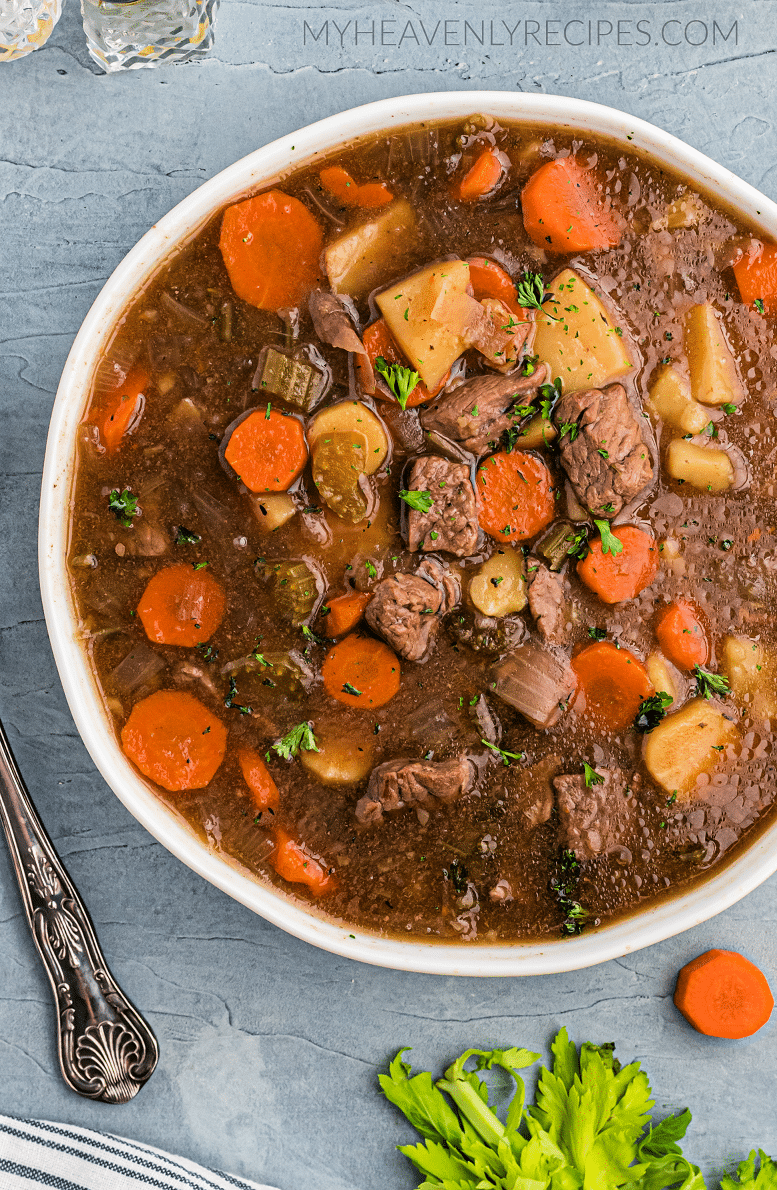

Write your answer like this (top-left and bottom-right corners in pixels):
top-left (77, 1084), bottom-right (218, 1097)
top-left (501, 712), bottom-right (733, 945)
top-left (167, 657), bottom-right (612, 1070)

top-left (0, 718), bottom-right (158, 1102)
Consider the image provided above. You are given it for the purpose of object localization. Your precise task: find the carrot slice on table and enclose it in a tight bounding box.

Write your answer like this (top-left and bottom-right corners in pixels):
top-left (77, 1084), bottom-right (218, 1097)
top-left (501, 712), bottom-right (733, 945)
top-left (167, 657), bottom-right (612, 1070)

top-left (656, 600), bottom-right (709, 670)
top-left (674, 949), bottom-right (774, 1039)
top-left (219, 189), bottom-right (323, 311)
top-left (456, 149), bottom-right (503, 201)
top-left (522, 157), bottom-right (624, 253)
top-left (271, 827), bottom-right (337, 896)
top-left (466, 256), bottom-right (529, 322)
top-left (733, 242), bottom-right (777, 314)
top-left (325, 591), bottom-right (373, 638)
top-left (97, 365), bottom-right (149, 454)
top-left (121, 690), bottom-right (227, 791)
top-left (138, 562), bottom-right (226, 647)
top-left (578, 524), bottom-right (659, 604)
top-left (322, 633), bottom-right (400, 708)
top-left (224, 408), bottom-right (308, 493)
top-left (320, 165), bottom-right (393, 209)
top-left (571, 641), bottom-right (653, 733)
top-left (239, 747), bottom-right (280, 811)
top-left (476, 450), bottom-right (556, 542)
top-left (360, 319), bottom-right (446, 405)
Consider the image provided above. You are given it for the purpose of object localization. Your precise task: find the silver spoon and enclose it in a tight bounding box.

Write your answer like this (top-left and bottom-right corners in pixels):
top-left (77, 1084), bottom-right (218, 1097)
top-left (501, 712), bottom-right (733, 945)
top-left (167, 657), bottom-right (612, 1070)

top-left (0, 717), bottom-right (158, 1101)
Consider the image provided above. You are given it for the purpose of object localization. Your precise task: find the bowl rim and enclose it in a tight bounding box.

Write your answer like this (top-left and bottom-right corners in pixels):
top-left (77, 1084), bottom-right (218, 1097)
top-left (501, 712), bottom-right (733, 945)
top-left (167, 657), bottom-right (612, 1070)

top-left (39, 89), bottom-right (777, 977)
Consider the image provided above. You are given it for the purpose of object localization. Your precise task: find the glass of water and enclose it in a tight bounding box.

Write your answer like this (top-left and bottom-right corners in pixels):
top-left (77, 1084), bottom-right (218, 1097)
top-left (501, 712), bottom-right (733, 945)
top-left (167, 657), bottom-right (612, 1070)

top-left (80, 0), bottom-right (219, 71)
top-left (1, 0), bottom-right (62, 60)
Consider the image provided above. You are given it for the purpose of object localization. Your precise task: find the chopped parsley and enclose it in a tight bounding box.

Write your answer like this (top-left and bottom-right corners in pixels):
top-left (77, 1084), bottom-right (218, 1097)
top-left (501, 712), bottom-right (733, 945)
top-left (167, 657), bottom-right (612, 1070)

top-left (342, 681), bottom-right (362, 696)
top-left (271, 721), bottom-right (319, 760)
top-left (754, 297), bottom-right (765, 314)
top-left (108, 488), bottom-right (139, 528)
top-left (721, 402), bottom-right (738, 415)
top-left (635, 691), bottom-right (673, 732)
top-left (588, 626), bottom-right (607, 641)
top-left (375, 356), bottom-right (420, 410)
top-left (558, 421), bottom-right (579, 442)
top-left (693, 665), bottom-right (731, 699)
top-left (399, 489), bottom-right (433, 513)
top-left (365, 560), bottom-right (378, 578)
top-left (516, 271), bottom-right (558, 319)
top-left (481, 738), bottom-right (524, 766)
top-left (224, 676), bottom-right (251, 715)
top-left (583, 763), bottom-right (604, 787)
top-left (550, 848), bottom-right (589, 935)
top-left (175, 526), bottom-right (201, 545)
top-left (594, 519), bottom-right (623, 556)
top-left (448, 859), bottom-right (468, 894)
top-left (301, 625), bottom-right (324, 644)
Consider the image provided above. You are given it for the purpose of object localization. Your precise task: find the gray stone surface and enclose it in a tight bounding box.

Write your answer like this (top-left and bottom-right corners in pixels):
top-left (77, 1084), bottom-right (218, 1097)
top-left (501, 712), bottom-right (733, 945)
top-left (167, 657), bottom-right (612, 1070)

top-left (1, 3), bottom-right (777, 1187)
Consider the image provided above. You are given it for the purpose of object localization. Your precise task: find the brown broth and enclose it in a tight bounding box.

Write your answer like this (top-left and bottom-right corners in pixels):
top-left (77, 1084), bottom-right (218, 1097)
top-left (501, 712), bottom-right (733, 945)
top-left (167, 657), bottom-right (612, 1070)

top-left (67, 117), bottom-right (777, 944)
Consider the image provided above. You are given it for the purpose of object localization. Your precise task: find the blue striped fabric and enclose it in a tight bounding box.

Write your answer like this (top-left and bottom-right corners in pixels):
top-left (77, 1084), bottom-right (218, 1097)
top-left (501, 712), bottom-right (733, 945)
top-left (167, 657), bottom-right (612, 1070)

top-left (0, 1117), bottom-right (278, 1190)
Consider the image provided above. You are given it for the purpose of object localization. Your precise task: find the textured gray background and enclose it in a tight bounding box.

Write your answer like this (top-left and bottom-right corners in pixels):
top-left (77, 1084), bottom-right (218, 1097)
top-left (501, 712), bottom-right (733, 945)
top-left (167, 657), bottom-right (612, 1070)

top-left (1, 2), bottom-right (777, 1187)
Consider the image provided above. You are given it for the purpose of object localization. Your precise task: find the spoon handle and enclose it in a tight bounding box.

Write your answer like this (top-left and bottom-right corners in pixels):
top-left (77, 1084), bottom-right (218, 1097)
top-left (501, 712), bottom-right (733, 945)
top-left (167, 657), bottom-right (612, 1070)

top-left (0, 718), bottom-right (158, 1101)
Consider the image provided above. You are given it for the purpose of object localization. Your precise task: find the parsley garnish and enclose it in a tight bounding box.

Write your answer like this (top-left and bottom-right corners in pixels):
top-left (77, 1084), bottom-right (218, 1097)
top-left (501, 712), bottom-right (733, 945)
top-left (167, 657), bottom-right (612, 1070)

top-left (448, 859), bottom-right (468, 894)
top-left (365, 560), bottom-right (378, 578)
top-left (399, 489), bottom-right (433, 513)
top-left (693, 665), bottom-right (730, 699)
top-left (301, 625), bottom-right (323, 644)
top-left (517, 271), bottom-right (559, 320)
top-left (342, 681), bottom-right (362, 696)
top-left (594, 519), bottom-right (623, 556)
top-left (481, 738), bottom-right (524, 766)
top-left (175, 526), bottom-right (201, 545)
top-left (721, 402), bottom-right (738, 415)
top-left (271, 721), bottom-right (319, 760)
top-left (558, 421), bottom-right (579, 442)
top-left (550, 848), bottom-right (589, 935)
top-left (521, 353), bottom-right (539, 376)
top-left (375, 356), bottom-right (420, 410)
top-left (754, 297), bottom-right (765, 314)
top-left (588, 626), bottom-right (607, 641)
top-left (583, 763), bottom-right (604, 787)
top-left (224, 676), bottom-right (251, 715)
top-left (108, 488), bottom-right (139, 528)
top-left (635, 691), bottom-right (673, 732)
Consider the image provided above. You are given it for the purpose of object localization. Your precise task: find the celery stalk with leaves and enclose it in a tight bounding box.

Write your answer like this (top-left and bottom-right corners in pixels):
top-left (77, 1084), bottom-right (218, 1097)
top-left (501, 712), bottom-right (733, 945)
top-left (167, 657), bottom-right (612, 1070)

top-left (380, 1027), bottom-right (710, 1188)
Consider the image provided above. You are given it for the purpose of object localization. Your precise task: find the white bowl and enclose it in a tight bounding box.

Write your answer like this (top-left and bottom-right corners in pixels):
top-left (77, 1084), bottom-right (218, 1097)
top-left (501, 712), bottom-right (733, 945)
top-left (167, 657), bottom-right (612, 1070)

top-left (40, 91), bottom-right (777, 976)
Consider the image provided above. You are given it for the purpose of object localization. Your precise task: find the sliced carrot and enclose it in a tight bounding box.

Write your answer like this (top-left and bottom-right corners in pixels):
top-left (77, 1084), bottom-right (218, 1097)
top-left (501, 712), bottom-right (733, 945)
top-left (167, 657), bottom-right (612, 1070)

top-left (219, 189), bottom-right (323, 311)
top-left (271, 827), bottom-right (337, 896)
top-left (521, 157), bottom-right (624, 253)
top-left (466, 256), bottom-right (529, 322)
top-left (325, 592), bottom-right (373, 637)
top-left (674, 949), bottom-right (774, 1039)
top-left (97, 365), bottom-right (149, 455)
top-left (577, 525), bottom-right (659, 604)
top-left (733, 242), bottom-right (777, 313)
top-left (238, 747), bottom-right (279, 812)
top-left (320, 165), bottom-right (393, 210)
top-left (361, 319), bottom-right (447, 405)
top-left (656, 600), bottom-right (709, 670)
top-left (322, 633), bottom-right (400, 708)
top-left (137, 562), bottom-right (226, 647)
top-left (571, 641), bottom-right (653, 733)
top-left (224, 408), bottom-right (308, 493)
top-left (476, 450), bottom-right (556, 543)
top-left (121, 690), bottom-right (227, 791)
top-left (456, 149), bottom-right (503, 202)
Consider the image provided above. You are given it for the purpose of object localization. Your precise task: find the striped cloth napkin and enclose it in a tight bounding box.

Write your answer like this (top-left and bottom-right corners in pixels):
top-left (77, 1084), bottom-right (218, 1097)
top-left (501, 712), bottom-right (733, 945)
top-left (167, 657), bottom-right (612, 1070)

top-left (0, 1116), bottom-right (280, 1190)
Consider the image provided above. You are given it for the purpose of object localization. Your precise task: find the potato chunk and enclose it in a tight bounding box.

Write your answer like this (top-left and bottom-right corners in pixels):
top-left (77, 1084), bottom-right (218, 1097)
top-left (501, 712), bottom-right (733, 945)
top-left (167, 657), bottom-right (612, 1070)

top-left (249, 492), bottom-right (296, 534)
top-left (533, 268), bottom-right (633, 392)
top-left (723, 635), bottom-right (777, 718)
top-left (325, 199), bottom-right (418, 301)
top-left (666, 439), bottom-right (734, 492)
top-left (376, 260), bottom-right (472, 391)
top-left (647, 365), bottom-right (709, 436)
top-left (643, 698), bottom-right (738, 798)
top-left (646, 651), bottom-right (680, 704)
top-left (307, 401), bottom-right (388, 474)
top-left (683, 302), bottom-right (743, 407)
top-left (300, 730), bottom-right (374, 785)
top-left (469, 548), bottom-right (527, 617)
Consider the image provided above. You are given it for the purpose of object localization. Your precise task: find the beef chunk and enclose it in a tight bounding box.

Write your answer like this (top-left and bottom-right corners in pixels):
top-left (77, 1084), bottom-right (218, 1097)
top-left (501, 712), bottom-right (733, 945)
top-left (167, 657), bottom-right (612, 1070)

top-left (509, 752), bottom-right (560, 828)
top-left (356, 754), bottom-right (475, 825)
top-left (492, 643), bottom-right (577, 730)
top-left (527, 562), bottom-right (566, 643)
top-left (365, 557), bottom-right (459, 661)
top-left (553, 383), bottom-right (654, 518)
top-left (308, 288), bottom-right (373, 387)
top-left (420, 363), bottom-right (550, 455)
top-left (405, 456), bottom-right (478, 556)
top-left (554, 768), bottom-right (637, 860)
